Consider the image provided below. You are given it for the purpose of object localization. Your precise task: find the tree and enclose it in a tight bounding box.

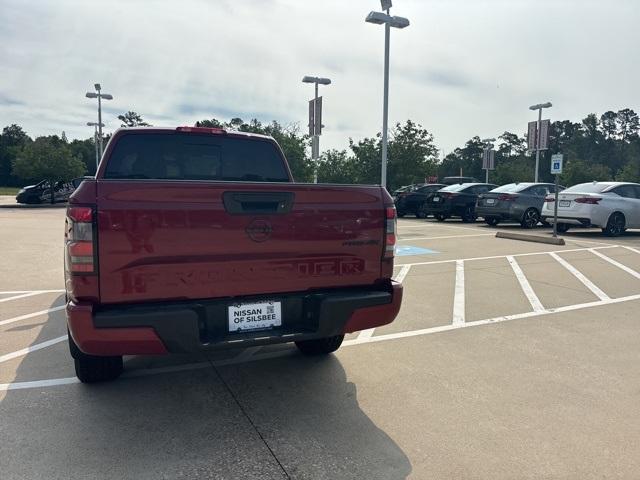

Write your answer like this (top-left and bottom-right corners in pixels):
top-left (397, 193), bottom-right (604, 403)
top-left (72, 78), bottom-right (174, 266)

top-left (559, 159), bottom-right (611, 187)
top-left (118, 111), bottom-right (151, 127)
top-left (616, 158), bottom-right (640, 183)
top-left (316, 149), bottom-right (357, 183)
top-left (616, 108), bottom-right (639, 143)
top-left (0, 124), bottom-right (31, 186)
top-left (600, 111), bottom-right (618, 140)
top-left (12, 136), bottom-right (86, 202)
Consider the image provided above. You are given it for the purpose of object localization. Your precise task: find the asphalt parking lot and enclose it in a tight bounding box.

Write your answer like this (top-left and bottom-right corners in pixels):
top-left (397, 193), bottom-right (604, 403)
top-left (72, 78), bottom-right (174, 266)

top-left (2, 202), bottom-right (640, 479)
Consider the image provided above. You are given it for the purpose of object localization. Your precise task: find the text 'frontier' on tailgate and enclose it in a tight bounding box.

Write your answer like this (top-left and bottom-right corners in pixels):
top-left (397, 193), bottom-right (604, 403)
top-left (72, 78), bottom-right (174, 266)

top-left (64, 126), bottom-right (403, 382)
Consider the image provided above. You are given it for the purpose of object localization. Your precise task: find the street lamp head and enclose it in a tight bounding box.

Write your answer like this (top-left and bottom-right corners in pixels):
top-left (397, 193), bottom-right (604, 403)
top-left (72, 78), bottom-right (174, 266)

top-left (94, 83), bottom-right (101, 91)
top-left (85, 92), bottom-right (98, 98)
top-left (365, 11), bottom-right (409, 28)
top-left (302, 76), bottom-right (331, 85)
top-left (87, 122), bottom-right (105, 127)
top-left (529, 102), bottom-right (552, 110)
top-left (389, 15), bottom-right (410, 28)
top-left (365, 11), bottom-right (390, 24)
top-left (380, 0), bottom-right (392, 10)
top-left (101, 94), bottom-right (113, 100)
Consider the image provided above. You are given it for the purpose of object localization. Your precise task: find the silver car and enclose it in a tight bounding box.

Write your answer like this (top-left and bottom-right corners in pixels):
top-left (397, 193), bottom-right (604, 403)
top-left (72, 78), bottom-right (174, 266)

top-left (476, 182), bottom-right (564, 228)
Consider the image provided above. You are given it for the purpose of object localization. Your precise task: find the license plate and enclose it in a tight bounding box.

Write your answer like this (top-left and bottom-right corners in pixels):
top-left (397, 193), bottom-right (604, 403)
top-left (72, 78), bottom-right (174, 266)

top-left (432, 196), bottom-right (440, 202)
top-left (559, 200), bottom-right (571, 207)
top-left (228, 301), bottom-right (282, 333)
top-left (485, 198), bottom-right (496, 205)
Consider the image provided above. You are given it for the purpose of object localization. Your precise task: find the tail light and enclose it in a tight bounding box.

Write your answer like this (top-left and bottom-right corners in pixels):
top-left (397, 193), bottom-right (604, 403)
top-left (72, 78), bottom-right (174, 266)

top-left (440, 192), bottom-right (458, 199)
top-left (574, 197), bottom-right (601, 204)
top-left (544, 196), bottom-right (555, 203)
top-left (383, 206), bottom-right (397, 259)
top-left (65, 206), bottom-right (96, 274)
top-left (497, 194), bottom-right (518, 201)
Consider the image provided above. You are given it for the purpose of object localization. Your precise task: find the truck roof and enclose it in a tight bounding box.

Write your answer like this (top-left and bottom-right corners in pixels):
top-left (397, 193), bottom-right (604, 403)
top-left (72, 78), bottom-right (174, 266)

top-left (112, 126), bottom-right (275, 141)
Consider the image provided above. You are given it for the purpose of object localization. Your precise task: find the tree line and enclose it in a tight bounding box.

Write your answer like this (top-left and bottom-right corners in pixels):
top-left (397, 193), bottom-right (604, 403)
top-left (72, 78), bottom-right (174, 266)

top-left (1, 108), bottom-right (638, 190)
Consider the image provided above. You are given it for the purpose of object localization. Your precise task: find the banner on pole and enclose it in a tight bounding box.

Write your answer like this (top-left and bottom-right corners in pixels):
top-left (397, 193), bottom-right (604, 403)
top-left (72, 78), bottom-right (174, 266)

top-left (527, 119), bottom-right (551, 152)
top-left (527, 121), bottom-right (537, 151)
top-left (308, 99), bottom-right (315, 137)
top-left (482, 149), bottom-right (495, 170)
top-left (314, 96), bottom-right (323, 135)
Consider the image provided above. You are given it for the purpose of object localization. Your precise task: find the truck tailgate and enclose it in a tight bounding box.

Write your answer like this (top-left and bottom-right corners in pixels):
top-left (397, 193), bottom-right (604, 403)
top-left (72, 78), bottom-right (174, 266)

top-left (96, 181), bottom-right (386, 304)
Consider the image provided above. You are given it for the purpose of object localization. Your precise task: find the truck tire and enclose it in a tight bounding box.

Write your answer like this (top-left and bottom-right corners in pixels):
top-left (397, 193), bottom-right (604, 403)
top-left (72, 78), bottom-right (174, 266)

top-left (68, 331), bottom-right (123, 383)
top-left (295, 335), bottom-right (344, 355)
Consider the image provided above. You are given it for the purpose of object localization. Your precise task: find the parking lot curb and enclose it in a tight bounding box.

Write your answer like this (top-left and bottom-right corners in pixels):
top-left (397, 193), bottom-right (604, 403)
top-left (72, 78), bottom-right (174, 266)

top-left (0, 203), bottom-right (67, 209)
top-left (495, 231), bottom-right (566, 245)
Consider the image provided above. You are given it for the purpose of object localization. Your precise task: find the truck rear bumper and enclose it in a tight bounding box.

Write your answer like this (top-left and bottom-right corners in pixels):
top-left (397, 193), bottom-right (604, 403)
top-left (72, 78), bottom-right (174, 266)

top-left (67, 282), bottom-right (403, 356)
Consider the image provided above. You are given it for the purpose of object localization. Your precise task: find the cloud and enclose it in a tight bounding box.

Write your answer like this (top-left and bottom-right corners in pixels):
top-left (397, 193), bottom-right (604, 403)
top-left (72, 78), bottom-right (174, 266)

top-left (0, 0), bottom-right (638, 154)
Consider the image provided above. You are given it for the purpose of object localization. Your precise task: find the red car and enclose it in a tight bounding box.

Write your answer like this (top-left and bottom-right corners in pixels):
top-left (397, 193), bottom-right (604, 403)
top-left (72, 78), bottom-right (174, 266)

top-left (65, 127), bottom-right (403, 382)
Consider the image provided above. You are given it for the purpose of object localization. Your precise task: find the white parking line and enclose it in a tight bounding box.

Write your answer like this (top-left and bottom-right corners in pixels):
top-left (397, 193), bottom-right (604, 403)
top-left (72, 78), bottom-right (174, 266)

top-left (6, 292), bottom-right (640, 392)
top-left (345, 292), bottom-right (640, 346)
top-left (0, 289), bottom-right (65, 295)
top-left (548, 252), bottom-right (610, 301)
top-left (0, 335), bottom-right (67, 364)
top-left (452, 260), bottom-right (465, 325)
top-left (396, 244), bottom-right (618, 268)
top-left (358, 264), bottom-right (411, 340)
top-left (589, 249), bottom-right (640, 280)
top-left (0, 292), bottom-right (46, 304)
top-left (0, 305), bottom-right (65, 328)
top-left (624, 246), bottom-right (640, 255)
top-left (507, 256), bottom-right (545, 312)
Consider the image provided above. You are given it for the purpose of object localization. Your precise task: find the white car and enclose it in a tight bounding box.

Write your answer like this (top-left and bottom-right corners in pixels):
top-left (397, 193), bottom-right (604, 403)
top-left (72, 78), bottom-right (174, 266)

top-left (541, 181), bottom-right (640, 236)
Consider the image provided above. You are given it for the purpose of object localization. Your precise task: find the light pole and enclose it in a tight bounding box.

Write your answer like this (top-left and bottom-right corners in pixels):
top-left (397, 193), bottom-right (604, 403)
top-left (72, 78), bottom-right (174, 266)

top-left (481, 138), bottom-right (496, 183)
top-left (529, 102), bottom-right (552, 182)
top-left (86, 83), bottom-right (113, 160)
top-left (302, 76), bottom-right (331, 183)
top-left (87, 122), bottom-right (105, 173)
top-left (366, 1), bottom-right (409, 188)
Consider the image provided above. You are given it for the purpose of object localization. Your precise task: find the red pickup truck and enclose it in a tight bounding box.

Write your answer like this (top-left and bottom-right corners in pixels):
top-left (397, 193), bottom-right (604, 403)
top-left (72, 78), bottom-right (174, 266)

top-left (64, 127), bottom-right (403, 382)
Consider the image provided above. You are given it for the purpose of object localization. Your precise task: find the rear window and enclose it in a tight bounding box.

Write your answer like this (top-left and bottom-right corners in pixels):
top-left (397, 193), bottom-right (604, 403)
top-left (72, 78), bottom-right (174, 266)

top-left (491, 183), bottom-right (522, 193)
top-left (563, 183), bottom-right (611, 193)
top-left (440, 183), bottom-right (471, 192)
top-left (104, 133), bottom-right (290, 182)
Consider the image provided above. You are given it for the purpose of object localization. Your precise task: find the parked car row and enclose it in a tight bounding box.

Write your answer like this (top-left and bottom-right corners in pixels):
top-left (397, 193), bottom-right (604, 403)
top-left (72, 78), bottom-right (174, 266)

top-left (394, 180), bottom-right (640, 236)
top-left (392, 176), bottom-right (479, 217)
top-left (15, 178), bottom-right (86, 204)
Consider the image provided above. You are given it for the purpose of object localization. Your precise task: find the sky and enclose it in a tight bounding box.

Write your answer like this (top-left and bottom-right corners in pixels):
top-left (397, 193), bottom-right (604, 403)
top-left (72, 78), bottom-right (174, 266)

top-left (0, 0), bottom-right (638, 155)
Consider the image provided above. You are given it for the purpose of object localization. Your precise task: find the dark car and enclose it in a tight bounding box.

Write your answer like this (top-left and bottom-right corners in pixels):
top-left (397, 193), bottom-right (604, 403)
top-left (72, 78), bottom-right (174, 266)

top-left (442, 176), bottom-right (479, 185)
top-left (16, 178), bottom-right (84, 205)
top-left (423, 183), bottom-right (497, 222)
top-left (395, 183), bottom-right (446, 218)
top-left (476, 182), bottom-right (565, 228)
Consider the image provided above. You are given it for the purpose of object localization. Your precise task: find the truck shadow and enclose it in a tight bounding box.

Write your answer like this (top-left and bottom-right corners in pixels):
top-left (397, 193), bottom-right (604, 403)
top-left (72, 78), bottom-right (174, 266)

top-left (1, 297), bottom-right (412, 480)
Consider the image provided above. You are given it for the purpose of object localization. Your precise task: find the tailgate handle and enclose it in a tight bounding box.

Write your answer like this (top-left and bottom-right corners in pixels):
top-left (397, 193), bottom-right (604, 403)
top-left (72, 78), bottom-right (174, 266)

top-left (222, 192), bottom-right (295, 215)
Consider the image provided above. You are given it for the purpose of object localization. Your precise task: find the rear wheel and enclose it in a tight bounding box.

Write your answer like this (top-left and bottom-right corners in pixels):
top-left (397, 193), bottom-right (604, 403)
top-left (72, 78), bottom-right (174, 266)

top-left (485, 217), bottom-right (499, 226)
top-left (556, 223), bottom-right (570, 233)
top-left (603, 212), bottom-right (626, 237)
top-left (416, 204), bottom-right (428, 219)
top-left (521, 208), bottom-right (540, 229)
top-left (68, 331), bottom-right (123, 383)
top-left (461, 206), bottom-right (476, 223)
top-left (295, 335), bottom-right (344, 355)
